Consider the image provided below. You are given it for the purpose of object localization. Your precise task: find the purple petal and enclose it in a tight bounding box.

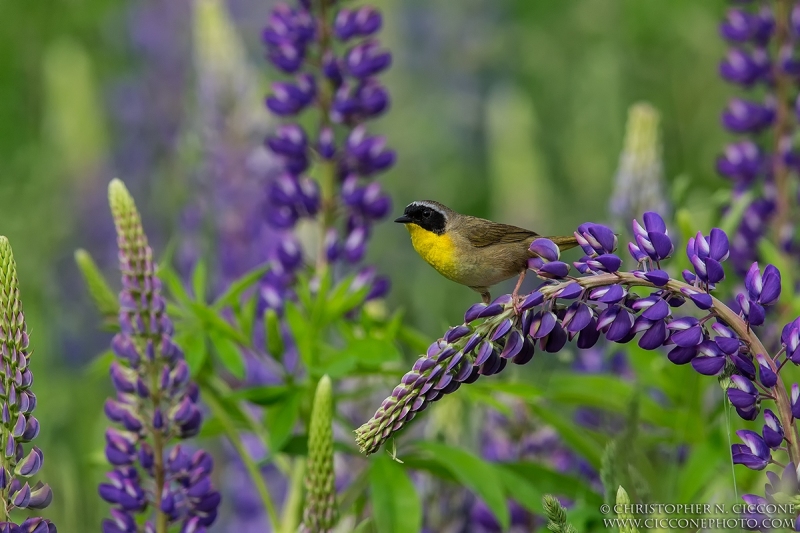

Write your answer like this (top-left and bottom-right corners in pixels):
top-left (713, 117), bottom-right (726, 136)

top-left (728, 388), bottom-right (757, 409)
top-left (638, 320), bottom-right (668, 349)
top-left (759, 265), bottom-right (781, 305)
top-left (577, 318), bottom-right (600, 349)
top-left (644, 269), bottom-right (670, 286)
top-left (605, 310), bottom-right (633, 342)
top-left (565, 302), bottom-right (593, 333)
top-left (511, 337), bottom-right (535, 365)
top-left (530, 312), bottom-right (557, 339)
top-left (590, 284), bottom-right (626, 304)
top-left (542, 323), bottom-right (568, 352)
top-left (519, 291), bottom-right (544, 311)
top-left (708, 228), bottom-right (730, 261)
top-left (594, 254), bottom-right (622, 272)
top-left (464, 303), bottom-right (486, 323)
top-left (691, 356), bottom-right (726, 375)
top-left (556, 283), bottom-right (583, 300)
top-left (648, 231), bottom-right (674, 260)
top-left (642, 212), bottom-right (667, 233)
top-left (668, 346), bottom-right (697, 365)
top-left (491, 319), bottom-right (513, 341)
top-left (715, 336), bottom-right (740, 355)
top-left (704, 257), bottom-right (725, 284)
top-left (590, 225), bottom-right (618, 253)
top-left (529, 238), bottom-right (560, 262)
top-left (671, 326), bottom-right (704, 347)
top-left (538, 261), bottom-right (570, 278)
top-left (500, 331), bottom-right (524, 359)
top-left (642, 299), bottom-right (670, 321)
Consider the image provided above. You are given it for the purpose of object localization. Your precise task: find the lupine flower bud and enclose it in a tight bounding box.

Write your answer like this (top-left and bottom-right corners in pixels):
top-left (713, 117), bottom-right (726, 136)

top-left (101, 180), bottom-right (219, 531)
top-left (300, 376), bottom-right (337, 533)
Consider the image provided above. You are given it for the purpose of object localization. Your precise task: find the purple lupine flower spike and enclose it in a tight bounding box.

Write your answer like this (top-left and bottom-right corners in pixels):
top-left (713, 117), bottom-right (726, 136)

top-left (0, 237), bottom-right (55, 532)
top-left (101, 180), bottom-right (219, 531)
top-left (261, 0), bottom-right (394, 311)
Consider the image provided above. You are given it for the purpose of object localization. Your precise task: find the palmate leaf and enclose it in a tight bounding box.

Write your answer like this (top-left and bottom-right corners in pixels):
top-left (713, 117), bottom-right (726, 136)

top-left (409, 442), bottom-right (510, 530)
top-left (369, 455), bottom-right (422, 533)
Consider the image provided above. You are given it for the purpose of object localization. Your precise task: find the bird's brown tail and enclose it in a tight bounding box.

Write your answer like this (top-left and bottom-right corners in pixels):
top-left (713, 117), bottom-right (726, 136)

top-left (546, 235), bottom-right (579, 251)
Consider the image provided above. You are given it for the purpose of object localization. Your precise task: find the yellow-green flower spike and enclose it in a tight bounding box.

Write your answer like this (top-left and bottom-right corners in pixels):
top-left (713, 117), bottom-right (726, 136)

top-left (301, 375), bottom-right (337, 533)
top-left (616, 486), bottom-right (640, 533)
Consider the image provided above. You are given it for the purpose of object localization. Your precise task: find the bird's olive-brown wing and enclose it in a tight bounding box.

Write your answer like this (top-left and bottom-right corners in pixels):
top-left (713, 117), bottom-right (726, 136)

top-left (463, 218), bottom-right (539, 248)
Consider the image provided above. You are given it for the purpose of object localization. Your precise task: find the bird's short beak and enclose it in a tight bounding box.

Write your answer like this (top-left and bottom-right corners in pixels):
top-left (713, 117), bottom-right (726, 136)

top-left (394, 215), bottom-right (412, 224)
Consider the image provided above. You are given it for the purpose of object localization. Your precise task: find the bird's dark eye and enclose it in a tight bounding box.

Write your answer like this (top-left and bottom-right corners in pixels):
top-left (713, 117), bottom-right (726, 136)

top-left (422, 209), bottom-right (432, 218)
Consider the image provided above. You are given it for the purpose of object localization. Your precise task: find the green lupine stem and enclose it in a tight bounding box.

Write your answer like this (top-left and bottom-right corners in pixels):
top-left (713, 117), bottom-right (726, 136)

top-left (279, 458), bottom-right (306, 533)
top-left (302, 375), bottom-right (337, 532)
top-left (203, 390), bottom-right (280, 530)
top-left (771, 0), bottom-right (793, 240)
top-left (314, 0), bottom-right (337, 271)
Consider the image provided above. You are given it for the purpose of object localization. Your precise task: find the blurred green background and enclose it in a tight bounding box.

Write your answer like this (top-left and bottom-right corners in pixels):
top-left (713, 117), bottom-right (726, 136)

top-left (0, 0), bottom-right (737, 529)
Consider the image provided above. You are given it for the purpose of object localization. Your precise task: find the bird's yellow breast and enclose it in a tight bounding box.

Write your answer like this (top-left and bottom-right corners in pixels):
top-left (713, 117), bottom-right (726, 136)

top-left (405, 224), bottom-right (460, 280)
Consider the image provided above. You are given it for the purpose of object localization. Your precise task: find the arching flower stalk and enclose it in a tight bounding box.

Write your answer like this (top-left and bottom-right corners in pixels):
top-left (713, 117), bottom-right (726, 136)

top-left (99, 180), bottom-right (220, 533)
top-left (0, 237), bottom-right (55, 533)
top-left (355, 212), bottom-right (800, 523)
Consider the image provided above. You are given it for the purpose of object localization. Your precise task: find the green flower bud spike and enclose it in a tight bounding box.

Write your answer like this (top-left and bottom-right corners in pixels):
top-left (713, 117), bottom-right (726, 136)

top-left (542, 494), bottom-right (577, 533)
top-left (108, 178), bottom-right (148, 263)
top-left (616, 486), bottom-right (640, 533)
top-left (301, 375), bottom-right (337, 533)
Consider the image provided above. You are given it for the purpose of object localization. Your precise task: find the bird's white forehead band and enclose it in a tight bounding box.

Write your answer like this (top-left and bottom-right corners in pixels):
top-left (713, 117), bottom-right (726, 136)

top-left (407, 201), bottom-right (446, 218)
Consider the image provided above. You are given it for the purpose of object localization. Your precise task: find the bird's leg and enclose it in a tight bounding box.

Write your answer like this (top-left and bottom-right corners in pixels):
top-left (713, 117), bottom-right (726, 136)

top-left (480, 291), bottom-right (491, 304)
top-left (512, 269), bottom-right (527, 312)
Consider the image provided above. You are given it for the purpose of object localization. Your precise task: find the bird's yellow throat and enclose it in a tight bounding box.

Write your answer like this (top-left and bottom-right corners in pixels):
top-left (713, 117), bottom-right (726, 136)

top-left (405, 223), bottom-right (458, 278)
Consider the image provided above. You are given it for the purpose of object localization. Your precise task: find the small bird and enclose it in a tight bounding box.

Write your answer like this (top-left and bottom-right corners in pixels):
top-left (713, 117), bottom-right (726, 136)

top-left (394, 200), bottom-right (579, 304)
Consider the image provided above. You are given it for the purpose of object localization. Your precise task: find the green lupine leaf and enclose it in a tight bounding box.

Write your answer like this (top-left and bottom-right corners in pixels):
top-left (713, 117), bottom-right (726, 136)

top-left (212, 263), bottom-right (270, 310)
top-left (413, 442), bottom-right (509, 530)
top-left (158, 263), bottom-right (193, 308)
top-left (85, 350), bottom-right (115, 379)
top-left (192, 260), bottom-right (207, 303)
top-left (188, 301), bottom-right (249, 345)
top-left (235, 294), bottom-right (258, 339)
top-left (265, 389), bottom-right (302, 454)
top-left (285, 301), bottom-right (314, 367)
top-left (74, 248), bottom-right (119, 323)
top-left (233, 385), bottom-right (290, 406)
top-left (369, 455), bottom-right (422, 533)
top-left (528, 403), bottom-right (605, 468)
top-left (264, 308), bottom-right (284, 361)
top-left (208, 330), bottom-right (245, 380)
top-left (342, 336), bottom-right (401, 369)
top-left (175, 329), bottom-right (208, 376)
top-left (719, 189), bottom-right (753, 238)
top-left (497, 462), bottom-right (603, 514)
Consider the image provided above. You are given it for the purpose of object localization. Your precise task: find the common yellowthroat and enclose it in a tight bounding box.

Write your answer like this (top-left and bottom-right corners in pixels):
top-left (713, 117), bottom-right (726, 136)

top-left (394, 201), bottom-right (579, 304)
